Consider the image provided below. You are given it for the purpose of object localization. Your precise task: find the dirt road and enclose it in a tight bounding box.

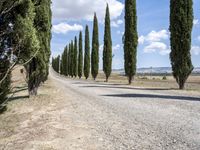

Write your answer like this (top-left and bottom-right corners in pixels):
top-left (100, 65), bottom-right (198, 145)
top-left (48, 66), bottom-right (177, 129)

top-left (1, 69), bottom-right (200, 150)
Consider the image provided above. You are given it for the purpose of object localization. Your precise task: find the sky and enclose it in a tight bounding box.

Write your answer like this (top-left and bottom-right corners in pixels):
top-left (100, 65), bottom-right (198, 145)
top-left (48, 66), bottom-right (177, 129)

top-left (51, 0), bottom-right (200, 69)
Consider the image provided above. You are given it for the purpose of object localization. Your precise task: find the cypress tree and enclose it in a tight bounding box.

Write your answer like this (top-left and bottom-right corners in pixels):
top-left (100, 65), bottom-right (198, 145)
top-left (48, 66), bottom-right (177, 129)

top-left (78, 31), bottom-right (83, 79)
top-left (91, 13), bottom-right (99, 80)
top-left (170, 0), bottom-right (194, 89)
top-left (57, 55), bottom-right (60, 73)
top-left (0, 0), bottom-right (13, 105)
top-left (70, 41), bottom-right (74, 77)
top-left (73, 36), bottom-right (78, 77)
top-left (103, 4), bottom-right (112, 82)
top-left (33, 0), bottom-right (52, 82)
top-left (124, 0), bottom-right (138, 84)
top-left (84, 25), bottom-right (90, 79)
top-left (14, 0), bottom-right (41, 96)
top-left (60, 53), bottom-right (64, 75)
top-left (68, 43), bottom-right (71, 77)
top-left (64, 46), bottom-right (68, 76)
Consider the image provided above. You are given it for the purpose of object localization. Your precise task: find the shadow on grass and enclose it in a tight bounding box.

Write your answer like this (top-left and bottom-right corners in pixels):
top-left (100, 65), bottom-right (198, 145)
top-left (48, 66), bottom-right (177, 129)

top-left (13, 87), bottom-right (28, 94)
top-left (9, 95), bottom-right (29, 102)
top-left (102, 93), bottom-right (200, 102)
top-left (0, 105), bottom-right (7, 115)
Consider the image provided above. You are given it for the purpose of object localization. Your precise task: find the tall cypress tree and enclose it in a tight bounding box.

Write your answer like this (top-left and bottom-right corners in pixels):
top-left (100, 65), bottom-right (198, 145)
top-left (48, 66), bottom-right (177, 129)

top-left (73, 36), bottom-right (78, 77)
top-left (70, 40), bottom-right (74, 77)
top-left (60, 53), bottom-right (64, 75)
top-left (124, 0), bottom-right (138, 84)
top-left (103, 4), bottom-right (112, 82)
top-left (33, 0), bottom-right (52, 82)
top-left (68, 43), bottom-right (71, 77)
top-left (64, 46), bottom-right (68, 76)
top-left (91, 13), bottom-right (99, 80)
top-left (170, 0), bottom-right (193, 89)
top-left (84, 25), bottom-right (90, 79)
top-left (78, 31), bottom-right (83, 79)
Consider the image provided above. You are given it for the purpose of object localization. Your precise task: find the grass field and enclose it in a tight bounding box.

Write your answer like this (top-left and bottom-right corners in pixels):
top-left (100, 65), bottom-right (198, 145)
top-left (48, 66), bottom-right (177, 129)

top-left (85, 71), bottom-right (200, 91)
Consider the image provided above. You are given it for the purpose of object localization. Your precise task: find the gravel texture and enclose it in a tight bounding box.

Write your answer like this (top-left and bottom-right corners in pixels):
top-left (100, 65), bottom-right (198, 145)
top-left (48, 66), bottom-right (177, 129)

top-left (0, 69), bottom-right (200, 150)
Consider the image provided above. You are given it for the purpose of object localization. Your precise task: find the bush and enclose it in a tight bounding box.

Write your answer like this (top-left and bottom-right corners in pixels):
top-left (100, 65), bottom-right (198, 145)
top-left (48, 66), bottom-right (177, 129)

top-left (162, 76), bottom-right (167, 80)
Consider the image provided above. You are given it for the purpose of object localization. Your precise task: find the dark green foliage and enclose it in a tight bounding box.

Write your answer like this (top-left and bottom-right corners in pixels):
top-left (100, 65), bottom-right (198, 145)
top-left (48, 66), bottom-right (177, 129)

top-left (78, 31), bottom-right (83, 79)
top-left (60, 46), bottom-right (68, 76)
top-left (170, 0), bottom-right (194, 89)
top-left (91, 13), bottom-right (99, 80)
top-left (84, 25), bottom-right (90, 79)
top-left (13, 0), bottom-right (41, 96)
top-left (64, 46), bottom-right (68, 76)
top-left (103, 4), bottom-right (112, 82)
top-left (52, 55), bottom-right (60, 73)
top-left (33, 0), bottom-right (52, 82)
top-left (124, 0), bottom-right (138, 84)
top-left (0, 0), bottom-right (14, 105)
top-left (0, 0), bottom-right (51, 98)
top-left (70, 41), bottom-right (74, 77)
top-left (68, 43), bottom-right (71, 77)
top-left (0, 59), bottom-right (11, 106)
top-left (73, 36), bottom-right (78, 77)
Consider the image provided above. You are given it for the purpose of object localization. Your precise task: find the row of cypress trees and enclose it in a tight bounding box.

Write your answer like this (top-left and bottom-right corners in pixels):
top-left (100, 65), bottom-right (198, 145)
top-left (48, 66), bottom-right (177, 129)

top-left (124, 0), bottom-right (194, 89)
top-left (53, 4), bottom-right (113, 82)
top-left (0, 0), bottom-right (52, 105)
top-left (53, 0), bottom-right (194, 90)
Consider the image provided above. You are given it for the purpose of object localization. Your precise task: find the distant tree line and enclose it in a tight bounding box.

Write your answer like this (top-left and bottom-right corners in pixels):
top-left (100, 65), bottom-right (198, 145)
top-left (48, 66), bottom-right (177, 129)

top-left (0, 0), bottom-right (51, 108)
top-left (53, 0), bottom-right (194, 90)
top-left (52, 4), bottom-right (113, 82)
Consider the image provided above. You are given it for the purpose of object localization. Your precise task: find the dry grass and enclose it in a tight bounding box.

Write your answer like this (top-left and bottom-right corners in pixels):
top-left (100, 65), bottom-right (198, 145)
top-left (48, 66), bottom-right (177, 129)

top-left (85, 71), bottom-right (200, 91)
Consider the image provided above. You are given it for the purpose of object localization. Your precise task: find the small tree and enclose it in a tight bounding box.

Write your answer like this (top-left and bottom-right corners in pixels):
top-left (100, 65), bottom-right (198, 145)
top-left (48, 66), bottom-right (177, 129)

top-left (124, 0), bottom-right (138, 84)
top-left (91, 13), bottom-right (99, 80)
top-left (84, 25), bottom-right (90, 79)
top-left (103, 4), bottom-right (112, 82)
top-left (170, 0), bottom-right (194, 89)
top-left (78, 31), bottom-right (83, 79)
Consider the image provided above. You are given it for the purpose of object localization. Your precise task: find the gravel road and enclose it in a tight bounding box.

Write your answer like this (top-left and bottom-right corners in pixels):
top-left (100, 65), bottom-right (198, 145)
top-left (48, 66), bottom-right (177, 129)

top-left (50, 70), bottom-right (200, 150)
top-left (1, 69), bottom-right (200, 150)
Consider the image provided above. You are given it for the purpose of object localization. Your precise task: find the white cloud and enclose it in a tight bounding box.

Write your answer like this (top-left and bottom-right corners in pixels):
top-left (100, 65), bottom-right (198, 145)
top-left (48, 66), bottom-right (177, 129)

top-left (144, 42), bottom-right (170, 55)
top-left (145, 30), bottom-right (169, 43)
top-left (191, 46), bottom-right (200, 55)
top-left (113, 44), bottom-right (121, 51)
top-left (140, 30), bottom-right (170, 55)
top-left (100, 44), bottom-right (121, 52)
top-left (52, 23), bottom-right (83, 34)
top-left (193, 19), bottom-right (199, 26)
top-left (111, 19), bottom-right (123, 27)
top-left (99, 44), bottom-right (104, 52)
top-left (52, 0), bottom-right (124, 22)
top-left (138, 36), bottom-right (145, 44)
top-left (198, 36), bottom-right (200, 42)
top-left (139, 30), bottom-right (169, 45)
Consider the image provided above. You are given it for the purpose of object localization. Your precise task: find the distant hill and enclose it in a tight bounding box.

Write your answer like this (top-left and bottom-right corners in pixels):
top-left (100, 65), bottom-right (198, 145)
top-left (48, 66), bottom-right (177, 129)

top-left (112, 67), bottom-right (200, 75)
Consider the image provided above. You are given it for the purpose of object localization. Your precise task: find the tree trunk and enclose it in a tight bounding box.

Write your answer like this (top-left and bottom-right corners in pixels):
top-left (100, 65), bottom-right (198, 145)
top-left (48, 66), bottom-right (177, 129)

top-left (128, 76), bottom-right (133, 85)
top-left (179, 80), bottom-right (185, 90)
top-left (27, 58), bottom-right (38, 96)
top-left (106, 77), bottom-right (108, 82)
top-left (28, 85), bottom-right (38, 96)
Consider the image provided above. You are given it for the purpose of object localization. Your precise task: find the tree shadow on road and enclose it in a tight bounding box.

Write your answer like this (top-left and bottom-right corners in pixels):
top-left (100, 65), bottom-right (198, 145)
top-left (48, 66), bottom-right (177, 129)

top-left (80, 85), bottom-right (173, 91)
top-left (101, 93), bottom-right (200, 102)
top-left (73, 81), bottom-right (126, 86)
